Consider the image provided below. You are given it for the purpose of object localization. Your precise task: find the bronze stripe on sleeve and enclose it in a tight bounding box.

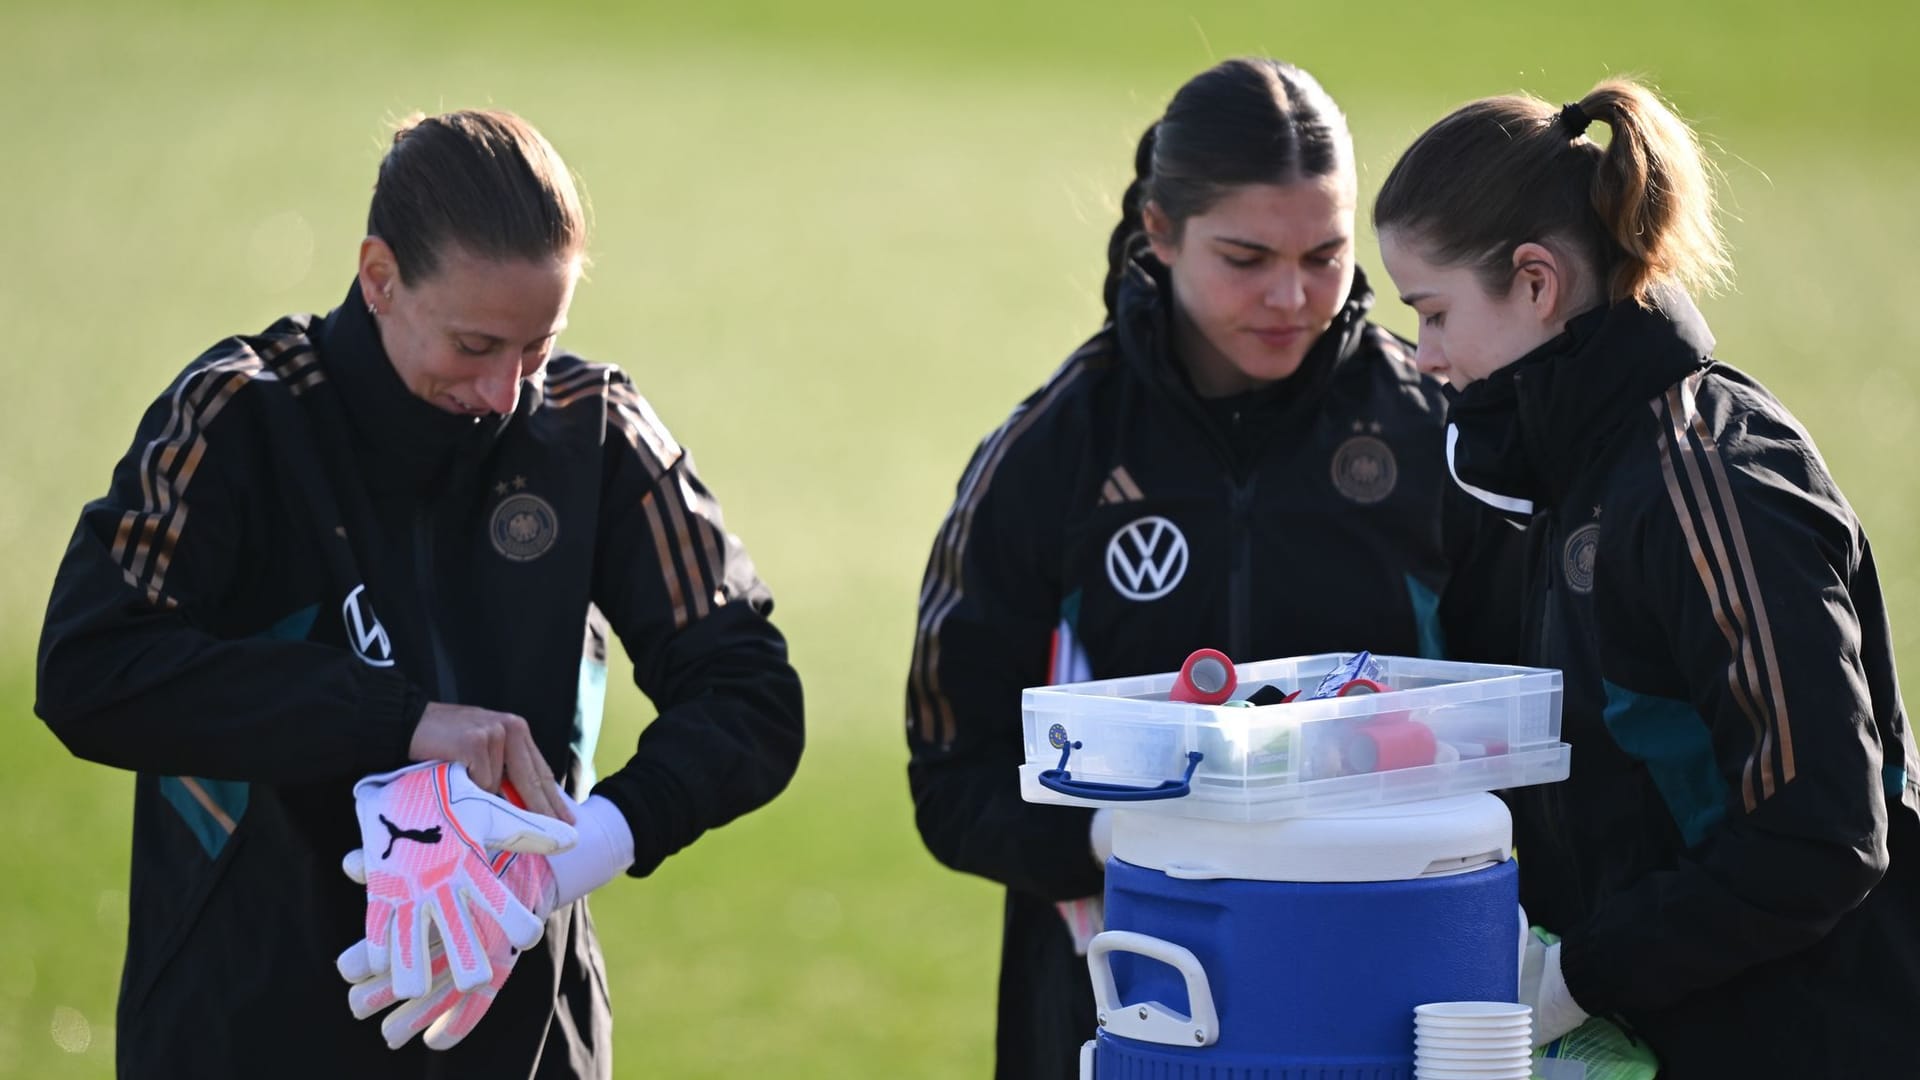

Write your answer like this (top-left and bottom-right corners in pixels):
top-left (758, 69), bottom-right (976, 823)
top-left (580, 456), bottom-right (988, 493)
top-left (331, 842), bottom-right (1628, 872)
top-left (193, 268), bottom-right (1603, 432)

top-left (137, 366), bottom-right (259, 588)
top-left (544, 364), bottom-right (607, 401)
top-left (609, 383), bottom-right (682, 470)
top-left (1663, 386), bottom-right (1778, 802)
top-left (1652, 392), bottom-right (1765, 812)
top-left (658, 474), bottom-right (711, 621)
top-left (276, 347), bottom-right (319, 378)
top-left (146, 504), bottom-right (189, 600)
top-left (289, 368), bottom-right (325, 396)
top-left (126, 514), bottom-right (164, 581)
top-left (1687, 401), bottom-right (1796, 785)
top-left (123, 344), bottom-right (276, 604)
top-left (606, 393), bottom-right (669, 481)
top-left (639, 488), bottom-right (688, 630)
top-left (177, 777), bottom-right (237, 834)
top-left (548, 375), bottom-right (611, 409)
top-left (679, 472), bottom-right (730, 608)
top-left (910, 353), bottom-right (1092, 747)
top-left (111, 511), bottom-right (138, 563)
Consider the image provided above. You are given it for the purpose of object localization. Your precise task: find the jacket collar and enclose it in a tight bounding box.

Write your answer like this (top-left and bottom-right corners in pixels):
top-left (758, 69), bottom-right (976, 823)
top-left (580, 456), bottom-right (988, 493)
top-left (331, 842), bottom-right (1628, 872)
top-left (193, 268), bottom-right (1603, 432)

top-left (316, 279), bottom-right (512, 494)
top-left (1447, 287), bottom-right (1716, 515)
top-left (1112, 251), bottom-right (1377, 415)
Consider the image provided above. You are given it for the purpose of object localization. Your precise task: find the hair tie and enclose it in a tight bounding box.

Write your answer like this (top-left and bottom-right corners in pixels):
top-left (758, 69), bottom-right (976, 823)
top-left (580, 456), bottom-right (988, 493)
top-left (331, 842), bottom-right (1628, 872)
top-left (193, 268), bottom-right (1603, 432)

top-left (1557, 102), bottom-right (1592, 138)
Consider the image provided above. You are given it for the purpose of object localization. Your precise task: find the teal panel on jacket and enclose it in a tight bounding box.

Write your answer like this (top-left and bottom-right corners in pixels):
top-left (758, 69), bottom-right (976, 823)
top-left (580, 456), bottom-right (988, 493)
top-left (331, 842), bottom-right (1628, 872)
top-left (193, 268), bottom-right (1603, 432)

top-left (1602, 680), bottom-right (1728, 849)
top-left (1404, 573), bottom-right (1448, 660)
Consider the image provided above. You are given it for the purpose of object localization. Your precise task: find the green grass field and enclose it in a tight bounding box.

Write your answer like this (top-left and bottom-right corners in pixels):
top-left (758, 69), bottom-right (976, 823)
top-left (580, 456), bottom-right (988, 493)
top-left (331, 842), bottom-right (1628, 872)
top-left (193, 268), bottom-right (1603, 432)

top-left (4, 1), bottom-right (1917, 1075)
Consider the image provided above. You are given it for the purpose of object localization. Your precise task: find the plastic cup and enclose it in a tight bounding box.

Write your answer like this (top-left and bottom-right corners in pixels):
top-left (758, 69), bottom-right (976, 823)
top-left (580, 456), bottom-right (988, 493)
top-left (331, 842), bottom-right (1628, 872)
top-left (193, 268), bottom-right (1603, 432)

top-left (1415, 1044), bottom-right (1531, 1058)
top-left (1420, 1060), bottom-right (1536, 1076)
top-left (1415, 1024), bottom-right (1532, 1041)
top-left (1414, 1021), bottom-right (1533, 1032)
top-left (1413, 1001), bottom-right (1533, 1046)
top-left (1420, 1045), bottom-right (1536, 1060)
top-left (1420, 1030), bottom-right (1536, 1045)
top-left (1415, 1021), bottom-right (1533, 1035)
top-left (1414, 1002), bottom-right (1532, 1023)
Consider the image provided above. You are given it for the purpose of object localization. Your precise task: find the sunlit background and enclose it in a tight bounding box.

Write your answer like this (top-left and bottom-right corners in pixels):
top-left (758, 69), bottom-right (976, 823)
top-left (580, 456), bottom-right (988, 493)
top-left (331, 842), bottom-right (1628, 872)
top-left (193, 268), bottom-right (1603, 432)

top-left (4, 1), bottom-right (1916, 1075)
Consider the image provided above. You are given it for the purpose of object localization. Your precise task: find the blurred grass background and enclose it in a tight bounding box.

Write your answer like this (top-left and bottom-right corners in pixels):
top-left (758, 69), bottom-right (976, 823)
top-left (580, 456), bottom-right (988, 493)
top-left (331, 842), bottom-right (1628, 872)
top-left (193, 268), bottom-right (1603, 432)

top-left (3, 0), bottom-right (1916, 1075)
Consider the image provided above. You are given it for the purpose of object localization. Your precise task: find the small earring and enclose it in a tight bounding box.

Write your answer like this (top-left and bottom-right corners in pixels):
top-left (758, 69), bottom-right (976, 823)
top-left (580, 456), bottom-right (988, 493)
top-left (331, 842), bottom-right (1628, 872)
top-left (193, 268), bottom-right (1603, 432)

top-left (366, 299), bottom-right (379, 316)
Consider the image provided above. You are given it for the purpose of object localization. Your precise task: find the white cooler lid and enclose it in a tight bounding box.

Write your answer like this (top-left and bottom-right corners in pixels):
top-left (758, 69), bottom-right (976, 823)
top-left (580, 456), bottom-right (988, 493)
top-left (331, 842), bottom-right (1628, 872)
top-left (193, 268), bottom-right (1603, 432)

top-left (1111, 792), bottom-right (1511, 883)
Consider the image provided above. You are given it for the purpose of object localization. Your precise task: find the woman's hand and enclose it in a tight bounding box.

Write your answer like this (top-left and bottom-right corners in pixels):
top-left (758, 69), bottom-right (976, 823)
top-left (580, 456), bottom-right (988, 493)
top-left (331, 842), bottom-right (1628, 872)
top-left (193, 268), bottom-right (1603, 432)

top-left (408, 702), bottom-right (576, 824)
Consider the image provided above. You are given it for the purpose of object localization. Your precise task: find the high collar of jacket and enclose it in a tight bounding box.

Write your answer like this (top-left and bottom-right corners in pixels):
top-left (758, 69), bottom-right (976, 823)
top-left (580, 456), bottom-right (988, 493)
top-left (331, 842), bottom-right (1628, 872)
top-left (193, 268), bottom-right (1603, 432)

top-left (1447, 287), bottom-right (1716, 515)
top-left (317, 279), bottom-right (512, 494)
top-left (1112, 250), bottom-right (1376, 415)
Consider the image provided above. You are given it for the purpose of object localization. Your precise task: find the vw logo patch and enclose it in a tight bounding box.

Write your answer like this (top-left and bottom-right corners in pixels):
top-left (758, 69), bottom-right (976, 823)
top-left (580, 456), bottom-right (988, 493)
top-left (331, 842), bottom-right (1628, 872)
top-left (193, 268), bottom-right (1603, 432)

top-left (1331, 435), bottom-right (1398, 504)
top-left (341, 584), bottom-right (395, 668)
top-left (1106, 515), bottom-right (1189, 601)
top-left (491, 493), bottom-right (559, 562)
top-left (1563, 523), bottom-right (1600, 594)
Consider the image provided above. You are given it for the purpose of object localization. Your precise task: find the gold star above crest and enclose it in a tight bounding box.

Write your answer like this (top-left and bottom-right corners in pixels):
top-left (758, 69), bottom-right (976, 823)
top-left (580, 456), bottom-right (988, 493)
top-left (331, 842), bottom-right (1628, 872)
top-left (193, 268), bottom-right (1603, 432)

top-left (512, 476), bottom-right (528, 490)
top-left (493, 481), bottom-right (510, 496)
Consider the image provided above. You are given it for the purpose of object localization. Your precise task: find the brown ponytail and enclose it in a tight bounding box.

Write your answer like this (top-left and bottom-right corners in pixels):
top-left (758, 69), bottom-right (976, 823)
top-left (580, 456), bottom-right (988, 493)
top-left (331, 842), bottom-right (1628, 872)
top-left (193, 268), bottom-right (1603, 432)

top-left (1375, 78), bottom-right (1729, 306)
top-left (1578, 82), bottom-right (1730, 303)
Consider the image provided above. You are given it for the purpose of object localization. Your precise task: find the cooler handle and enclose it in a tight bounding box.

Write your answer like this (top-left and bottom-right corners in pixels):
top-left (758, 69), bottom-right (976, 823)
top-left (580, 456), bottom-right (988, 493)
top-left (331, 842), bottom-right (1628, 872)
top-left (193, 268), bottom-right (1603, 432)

top-left (1037, 743), bottom-right (1202, 802)
top-left (1087, 930), bottom-right (1221, 1048)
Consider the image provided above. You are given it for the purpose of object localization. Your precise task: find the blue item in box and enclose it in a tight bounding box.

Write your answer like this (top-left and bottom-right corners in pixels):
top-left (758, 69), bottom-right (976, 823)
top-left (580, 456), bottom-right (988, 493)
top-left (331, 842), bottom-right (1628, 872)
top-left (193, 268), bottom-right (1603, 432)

top-left (1302, 649), bottom-right (1384, 700)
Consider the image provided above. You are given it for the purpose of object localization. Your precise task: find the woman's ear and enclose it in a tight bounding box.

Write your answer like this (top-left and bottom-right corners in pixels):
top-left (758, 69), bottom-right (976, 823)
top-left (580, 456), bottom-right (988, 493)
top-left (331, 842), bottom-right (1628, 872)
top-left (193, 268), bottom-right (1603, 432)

top-left (1142, 201), bottom-right (1179, 265)
top-left (358, 236), bottom-right (401, 311)
top-left (1510, 242), bottom-right (1565, 326)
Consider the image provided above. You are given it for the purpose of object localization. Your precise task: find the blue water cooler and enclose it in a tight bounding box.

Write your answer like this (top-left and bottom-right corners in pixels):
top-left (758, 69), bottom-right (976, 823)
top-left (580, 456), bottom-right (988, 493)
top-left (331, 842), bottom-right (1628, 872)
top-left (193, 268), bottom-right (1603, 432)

top-left (1082, 794), bottom-right (1518, 1080)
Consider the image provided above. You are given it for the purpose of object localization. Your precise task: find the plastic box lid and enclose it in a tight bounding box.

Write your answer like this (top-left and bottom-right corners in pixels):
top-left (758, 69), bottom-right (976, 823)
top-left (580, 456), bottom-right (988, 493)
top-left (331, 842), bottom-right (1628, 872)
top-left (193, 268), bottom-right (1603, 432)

top-left (1019, 653), bottom-right (1568, 822)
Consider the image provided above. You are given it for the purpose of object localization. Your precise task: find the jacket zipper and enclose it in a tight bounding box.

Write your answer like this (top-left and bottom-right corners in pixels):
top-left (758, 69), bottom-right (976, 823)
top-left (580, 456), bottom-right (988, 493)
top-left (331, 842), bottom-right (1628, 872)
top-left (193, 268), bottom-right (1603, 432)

top-left (414, 505), bottom-right (460, 702)
top-left (1527, 513), bottom-right (1584, 901)
top-left (1227, 476), bottom-right (1257, 661)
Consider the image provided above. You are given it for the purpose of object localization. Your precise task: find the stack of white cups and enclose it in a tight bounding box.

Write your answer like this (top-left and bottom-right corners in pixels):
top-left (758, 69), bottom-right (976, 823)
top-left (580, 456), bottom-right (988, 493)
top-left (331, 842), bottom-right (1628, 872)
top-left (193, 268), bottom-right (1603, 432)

top-left (1411, 1001), bottom-right (1534, 1079)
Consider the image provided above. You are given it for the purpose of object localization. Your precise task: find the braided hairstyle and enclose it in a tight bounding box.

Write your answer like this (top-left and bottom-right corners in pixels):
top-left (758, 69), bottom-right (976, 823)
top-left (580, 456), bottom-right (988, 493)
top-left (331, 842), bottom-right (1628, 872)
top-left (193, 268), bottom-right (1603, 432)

top-left (1374, 79), bottom-right (1730, 306)
top-left (1101, 58), bottom-right (1353, 322)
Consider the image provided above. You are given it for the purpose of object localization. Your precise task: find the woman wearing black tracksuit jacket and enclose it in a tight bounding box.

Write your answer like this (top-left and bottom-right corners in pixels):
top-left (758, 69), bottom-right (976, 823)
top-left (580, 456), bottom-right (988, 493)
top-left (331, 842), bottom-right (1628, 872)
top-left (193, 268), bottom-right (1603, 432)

top-left (35, 111), bottom-right (803, 1078)
top-left (904, 58), bottom-right (1521, 1079)
top-left (1376, 79), bottom-right (1920, 1075)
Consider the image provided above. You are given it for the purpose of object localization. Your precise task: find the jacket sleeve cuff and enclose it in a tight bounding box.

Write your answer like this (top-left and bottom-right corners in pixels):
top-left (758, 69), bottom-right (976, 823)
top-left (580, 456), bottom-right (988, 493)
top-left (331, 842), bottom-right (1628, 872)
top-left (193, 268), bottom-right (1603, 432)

top-left (1555, 931), bottom-right (1621, 1017)
top-left (350, 663), bottom-right (429, 774)
top-left (589, 774), bottom-right (682, 878)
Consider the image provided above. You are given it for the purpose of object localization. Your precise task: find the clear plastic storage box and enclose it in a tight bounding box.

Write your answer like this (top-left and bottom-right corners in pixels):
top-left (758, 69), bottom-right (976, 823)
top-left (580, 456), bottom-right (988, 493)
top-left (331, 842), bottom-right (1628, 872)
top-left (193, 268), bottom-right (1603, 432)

top-left (1018, 653), bottom-right (1569, 821)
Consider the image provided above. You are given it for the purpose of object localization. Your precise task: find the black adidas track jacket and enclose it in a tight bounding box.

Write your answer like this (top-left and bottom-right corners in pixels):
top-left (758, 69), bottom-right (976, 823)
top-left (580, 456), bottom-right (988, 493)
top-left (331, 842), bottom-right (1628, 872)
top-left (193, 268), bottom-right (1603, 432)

top-left (1447, 292), bottom-right (1920, 1076)
top-left (36, 282), bottom-right (804, 1078)
top-left (904, 257), bottom-right (1521, 1079)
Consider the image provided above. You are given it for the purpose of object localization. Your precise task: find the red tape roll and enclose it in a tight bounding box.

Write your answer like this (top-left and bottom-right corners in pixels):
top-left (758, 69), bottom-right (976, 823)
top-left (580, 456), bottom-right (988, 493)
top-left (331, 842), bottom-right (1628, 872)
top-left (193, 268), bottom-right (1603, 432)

top-left (1169, 648), bottom-right (1238, 705)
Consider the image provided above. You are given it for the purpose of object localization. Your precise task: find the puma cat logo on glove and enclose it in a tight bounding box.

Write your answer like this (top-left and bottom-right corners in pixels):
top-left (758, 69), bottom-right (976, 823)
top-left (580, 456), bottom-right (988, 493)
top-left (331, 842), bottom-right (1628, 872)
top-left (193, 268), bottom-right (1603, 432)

top-left (379, 814), bottom-right (443, 859)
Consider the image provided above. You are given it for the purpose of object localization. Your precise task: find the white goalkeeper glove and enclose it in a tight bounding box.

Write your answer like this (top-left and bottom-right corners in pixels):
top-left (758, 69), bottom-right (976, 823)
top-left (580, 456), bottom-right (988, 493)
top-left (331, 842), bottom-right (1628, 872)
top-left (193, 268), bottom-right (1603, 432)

top-left (339, 789), bottom-right (634, 1050)
top-left (349, 762), bottom-right (577, 1000)
top-left (1519, 916), bottom-right (1589, 1048)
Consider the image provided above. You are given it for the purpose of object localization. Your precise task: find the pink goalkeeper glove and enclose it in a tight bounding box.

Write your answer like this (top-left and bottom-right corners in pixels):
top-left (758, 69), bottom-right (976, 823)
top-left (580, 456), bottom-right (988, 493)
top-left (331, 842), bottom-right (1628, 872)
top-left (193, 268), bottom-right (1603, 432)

top-left (350, 762), bottom-right (577, 999)
top-left (340, 846), bottom-right (555, 1049)
top-left (339, 790), bottom-right (634, 1049)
